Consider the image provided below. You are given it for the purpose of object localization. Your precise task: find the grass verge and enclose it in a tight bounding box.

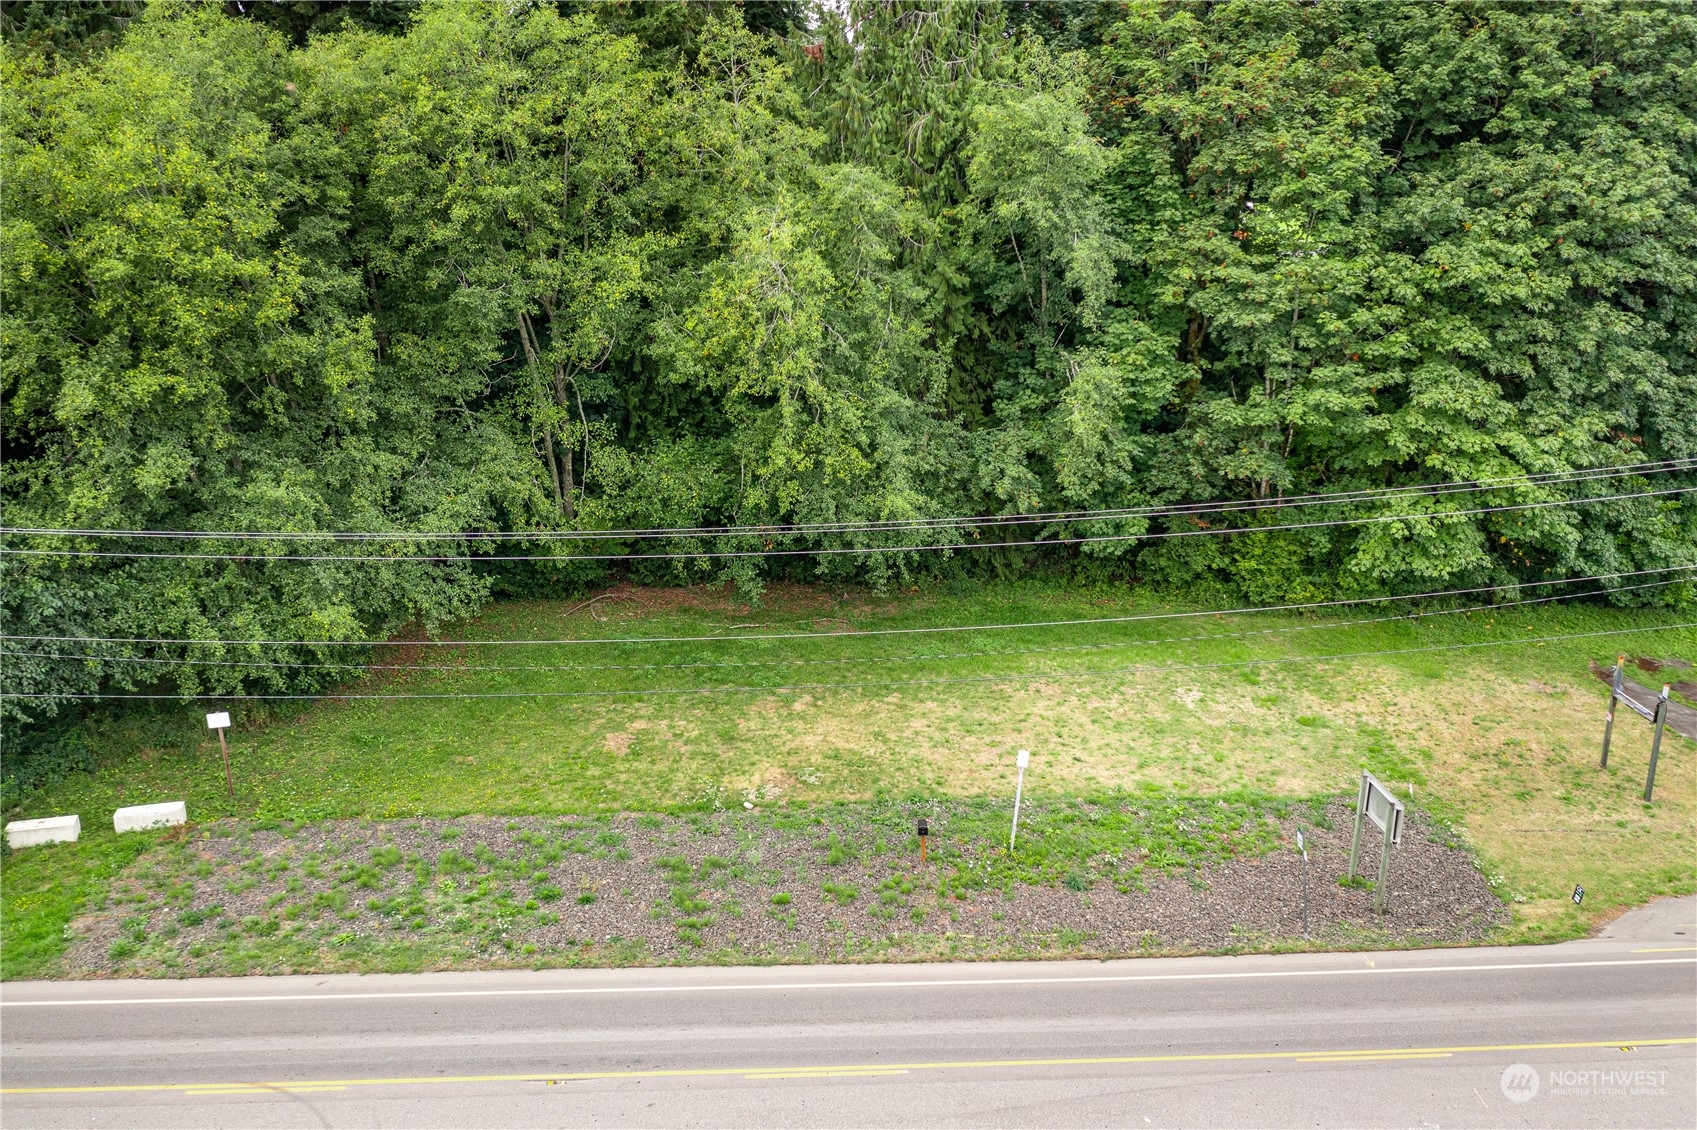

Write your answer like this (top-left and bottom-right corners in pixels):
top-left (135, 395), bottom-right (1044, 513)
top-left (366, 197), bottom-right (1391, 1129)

top-left (0, 834), bottom-right (151, 980)
top-left (3, 580), bottom-right (1692, 977)
top-left (32, 793), bottom-right (1507, 978)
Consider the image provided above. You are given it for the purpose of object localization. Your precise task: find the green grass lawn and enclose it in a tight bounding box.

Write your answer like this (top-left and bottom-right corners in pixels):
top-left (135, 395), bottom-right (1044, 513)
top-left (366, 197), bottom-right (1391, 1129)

top-left (1, 833), bottom-right (152, 980)
top-left (5, 580), bottom-right (1694, 977)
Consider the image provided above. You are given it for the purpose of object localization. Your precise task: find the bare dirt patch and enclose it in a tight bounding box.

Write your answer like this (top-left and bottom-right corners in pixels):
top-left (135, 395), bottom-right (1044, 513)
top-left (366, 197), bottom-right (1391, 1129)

top-left (475, 582), bottom-right (900, 629)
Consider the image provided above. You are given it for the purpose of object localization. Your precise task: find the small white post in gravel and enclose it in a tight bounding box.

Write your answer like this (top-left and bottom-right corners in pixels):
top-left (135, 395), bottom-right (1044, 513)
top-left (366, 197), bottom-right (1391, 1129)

top-left (1297, 829), bottom-right (1309, 939)
top-left (1010, 749), bottom-right (1030, 853)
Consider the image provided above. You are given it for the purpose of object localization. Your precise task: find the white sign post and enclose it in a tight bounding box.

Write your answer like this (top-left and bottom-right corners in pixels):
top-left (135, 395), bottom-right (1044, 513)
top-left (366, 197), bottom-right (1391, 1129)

top-left (1009, 749), bottom-right (1031, 852)
top-left (1296, 830), bottom-right (1309, 939)
top-left (206, 711), bottom-right (233, 799)
top-left (1347, 770), bottom-right (1404, 913)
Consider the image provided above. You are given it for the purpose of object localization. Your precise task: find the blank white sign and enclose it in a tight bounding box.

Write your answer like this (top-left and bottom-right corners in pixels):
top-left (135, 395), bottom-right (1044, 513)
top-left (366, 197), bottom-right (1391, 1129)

top-left (205, 711), bottom-right (231, 730)
top-left (1364, 783), bottom-right (1403, 845)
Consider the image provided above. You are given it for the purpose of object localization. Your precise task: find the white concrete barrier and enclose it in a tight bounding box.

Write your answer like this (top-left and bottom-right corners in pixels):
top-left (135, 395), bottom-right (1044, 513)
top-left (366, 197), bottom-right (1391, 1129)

top-left (5, 815), bottom-right (81, 849)
top-left (113, 801), bottom-right (187, 834)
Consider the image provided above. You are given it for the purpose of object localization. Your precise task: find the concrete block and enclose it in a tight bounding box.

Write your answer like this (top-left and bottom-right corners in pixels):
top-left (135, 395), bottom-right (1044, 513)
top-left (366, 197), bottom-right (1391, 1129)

top-left (5, 815), bottom-right (81, 849)
top-left (113, 801), bottom-right (187, 834)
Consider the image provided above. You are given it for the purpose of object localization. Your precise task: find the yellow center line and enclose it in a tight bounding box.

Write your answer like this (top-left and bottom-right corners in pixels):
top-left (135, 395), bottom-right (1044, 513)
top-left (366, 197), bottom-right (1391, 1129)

top-left (1632, 946), bottom-right (1697, 953)
top-left (746, 1069), bottom-right (911, 1076)
top-left (1297, 1051), bottom-right (1455, 1058)
top-left (745, 1071), bottom-right (911, 1080)
top-left (5, 1037), bottom-right (1692, 1097)
top-left (183, 1086), bottom-right (348, 1092)
top-left (183, 1085), bottom-right (347, 1092)
top-left (1296, 1053), bottom-right (1455, 1063)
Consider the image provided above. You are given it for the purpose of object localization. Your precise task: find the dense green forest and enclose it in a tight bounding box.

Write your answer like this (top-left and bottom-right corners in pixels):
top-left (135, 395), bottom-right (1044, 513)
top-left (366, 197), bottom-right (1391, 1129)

top-left (3, 1), bottom-right (1694, 772)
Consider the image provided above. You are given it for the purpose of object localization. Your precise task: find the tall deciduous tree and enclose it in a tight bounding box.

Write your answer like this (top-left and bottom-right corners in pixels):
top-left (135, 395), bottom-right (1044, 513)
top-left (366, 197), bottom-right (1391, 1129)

top-left (3, 0), bottom-right (1692, 784)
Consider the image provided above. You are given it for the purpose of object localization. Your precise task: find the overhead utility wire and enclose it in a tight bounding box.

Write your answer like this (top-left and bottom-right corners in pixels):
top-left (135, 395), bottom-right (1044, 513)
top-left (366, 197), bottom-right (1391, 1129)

top-left (15, 460), bottom-right (1694, 539)
top-left (3, 489), bottom-right (1688, 563)
top-left (4, 622), bottom-right (1688, 701)
top-left (3, 461), bottom-right (1672, 540)
top-left (6, 574), bottom-right (1684, 675)
top-left (6, 564), bottom-right (1690, 648)
top-left (3, 460), bottom-right (1689, 543)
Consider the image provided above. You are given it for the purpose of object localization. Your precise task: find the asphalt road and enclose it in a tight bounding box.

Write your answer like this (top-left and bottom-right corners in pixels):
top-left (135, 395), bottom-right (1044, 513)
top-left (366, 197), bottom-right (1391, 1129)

top-left (3, 900), bottom-right (1693, 1129)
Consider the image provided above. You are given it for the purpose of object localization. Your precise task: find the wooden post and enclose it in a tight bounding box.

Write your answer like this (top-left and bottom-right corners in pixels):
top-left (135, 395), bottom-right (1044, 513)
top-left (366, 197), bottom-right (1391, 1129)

top-left (1010, 750), bottom-right (1029, 853)
top-left (1645, 686), bottom-right (1670, 803)
top-left (1600, 656), bottom-right (1624, 767)
top-left (217, 727), bottom-right (233, 800)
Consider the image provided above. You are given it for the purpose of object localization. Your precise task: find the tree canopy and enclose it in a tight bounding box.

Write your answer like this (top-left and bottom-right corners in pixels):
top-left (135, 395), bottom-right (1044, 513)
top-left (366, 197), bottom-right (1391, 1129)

top-left (3, 1), bottom-right (1693, 747)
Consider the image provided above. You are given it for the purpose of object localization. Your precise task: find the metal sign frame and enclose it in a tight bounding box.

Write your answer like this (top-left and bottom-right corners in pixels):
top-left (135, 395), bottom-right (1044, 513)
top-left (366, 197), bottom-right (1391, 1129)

top-left (1365, 782), bottom-right (1403, 846)
top-left (1599, 656), bottom-right (1672, 802)
top-left (1347, 770), bottom-right (1404, 913)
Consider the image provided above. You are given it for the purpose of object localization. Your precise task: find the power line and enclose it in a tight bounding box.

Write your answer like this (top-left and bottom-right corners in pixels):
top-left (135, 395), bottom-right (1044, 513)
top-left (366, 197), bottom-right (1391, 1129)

top-left (3, 622), bottom-right (1688, 701)
top-left (6, 574), bottom-right (1686, 674)
top-left (1, 489), bottom-right (1688, 563)
top-left (6, 565), bottom-right (1690, 648)
top-left (4, 460), bottom-right (1687, 543)
top-left (6, 462), bottom-right (1681, 540)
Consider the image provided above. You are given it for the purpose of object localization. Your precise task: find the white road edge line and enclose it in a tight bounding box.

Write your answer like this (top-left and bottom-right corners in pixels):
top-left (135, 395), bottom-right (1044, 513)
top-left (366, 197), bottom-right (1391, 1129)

top-left (2, 957), bottom-right (1691, 1008)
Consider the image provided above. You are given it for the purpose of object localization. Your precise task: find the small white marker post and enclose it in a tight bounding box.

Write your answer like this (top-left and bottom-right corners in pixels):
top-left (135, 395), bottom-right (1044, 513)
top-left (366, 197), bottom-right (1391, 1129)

top-left (206, 711), bottom-right (233, 799)
top-left (1296, 830), bottom-right (1309, 939)
top-left (1009, 749), bottom-right (1030, 853)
